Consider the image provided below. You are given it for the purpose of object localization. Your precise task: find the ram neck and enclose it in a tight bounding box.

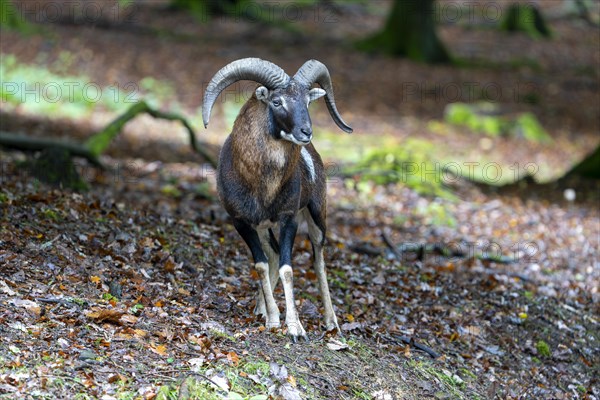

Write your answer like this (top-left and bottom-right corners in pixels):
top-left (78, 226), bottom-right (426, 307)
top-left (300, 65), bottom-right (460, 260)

top-left (230, 97), bottom-right (301, 201)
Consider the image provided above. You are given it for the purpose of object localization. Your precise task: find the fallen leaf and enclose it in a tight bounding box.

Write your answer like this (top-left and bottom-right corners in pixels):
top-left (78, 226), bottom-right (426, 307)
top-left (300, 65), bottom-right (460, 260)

top-left (326, 339), bottom-right (349, 351)
top-left (207, 373), bottom-right (230, 391)
top-left (85, 309), bottom-right (126, 324)
top-left (287, 375), bottom-right (297, 387)
top-left (270, 362), bottom-right (288, 381)
top-left (119, 314), bottom-right (138, 325)
top-left (9, 322), bottom-right (28, 333)
top-left (373, 272), bottom-right (386, 285)
top-left (188, 357), bottom-right (205, 368)
top-left (149, 343), bottom-right (168, 356)
top-left (372, 390), bottom-right (393, 400)
top-left (341, 322), bottom-right (362, 331)
top-left (0, 280), bottom-right (16, 296)
top-left (10, 299), bottom-right (41, 316)
top-left (279, 382), bottom-right (302, 400)
top-left (227, 351), bottom-right (240, 366)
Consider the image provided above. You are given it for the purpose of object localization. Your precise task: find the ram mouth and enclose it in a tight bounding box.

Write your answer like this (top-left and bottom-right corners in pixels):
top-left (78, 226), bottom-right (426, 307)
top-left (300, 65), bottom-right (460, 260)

top-left (280, 131), bottom-right (311, 146)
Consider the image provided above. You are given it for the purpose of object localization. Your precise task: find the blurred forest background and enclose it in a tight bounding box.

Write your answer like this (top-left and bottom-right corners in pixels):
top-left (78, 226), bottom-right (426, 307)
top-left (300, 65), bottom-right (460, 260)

top-left (1, 1), bottom-right (599, 399)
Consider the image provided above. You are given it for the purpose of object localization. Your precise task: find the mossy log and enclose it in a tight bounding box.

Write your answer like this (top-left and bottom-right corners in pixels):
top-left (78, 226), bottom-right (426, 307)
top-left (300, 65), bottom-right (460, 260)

top-left (565, 144), bottom-right (600, 179)
top-left (0, 101), bottom-right (217, 168)
top-left (0, 101), bottom-right (217, 189)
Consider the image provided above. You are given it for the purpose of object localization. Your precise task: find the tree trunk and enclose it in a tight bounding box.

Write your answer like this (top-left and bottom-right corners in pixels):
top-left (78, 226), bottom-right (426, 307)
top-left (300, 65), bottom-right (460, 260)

top-left (566, 144), bottom-right (600, 179)
top-left (358, 0), bottom-right (451, 64)
top-left (499, 3), bottom-right (552, 39)
top-left (170, 0), bottom-right (243, 17)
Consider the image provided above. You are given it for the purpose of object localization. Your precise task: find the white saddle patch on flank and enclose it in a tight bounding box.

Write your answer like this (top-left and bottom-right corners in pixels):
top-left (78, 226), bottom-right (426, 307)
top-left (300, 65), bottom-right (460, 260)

top-left (301, 147), bottom-right (315, 182)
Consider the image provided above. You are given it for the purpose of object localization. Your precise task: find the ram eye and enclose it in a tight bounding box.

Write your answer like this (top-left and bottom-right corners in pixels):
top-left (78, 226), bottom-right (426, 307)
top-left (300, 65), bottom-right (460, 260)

top-left (272, 99), bottom-right (281, 107)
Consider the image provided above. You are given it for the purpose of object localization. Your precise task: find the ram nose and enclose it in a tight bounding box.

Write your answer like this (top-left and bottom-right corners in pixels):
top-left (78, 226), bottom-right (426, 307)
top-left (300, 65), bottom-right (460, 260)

top-left (296, 126), bottom-right (312, 144)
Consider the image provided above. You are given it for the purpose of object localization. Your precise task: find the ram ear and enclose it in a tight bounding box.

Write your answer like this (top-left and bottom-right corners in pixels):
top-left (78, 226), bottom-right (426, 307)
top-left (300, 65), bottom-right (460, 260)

top-left (309, 88), bottom-right (326, 103)
top-left (256, 86), bottom-right (270, 103)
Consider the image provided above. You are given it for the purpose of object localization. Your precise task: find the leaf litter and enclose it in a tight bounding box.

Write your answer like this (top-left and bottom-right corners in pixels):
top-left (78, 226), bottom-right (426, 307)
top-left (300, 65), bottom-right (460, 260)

top-left (1, 146), bottom-right (597, 399)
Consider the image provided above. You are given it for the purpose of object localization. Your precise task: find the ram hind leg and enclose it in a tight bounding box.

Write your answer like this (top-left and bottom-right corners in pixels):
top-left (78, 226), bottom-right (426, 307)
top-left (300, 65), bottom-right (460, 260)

top-left (303, 207), bottom-right (340, 333)
top-left (254, 229), bottom-right (280, 317)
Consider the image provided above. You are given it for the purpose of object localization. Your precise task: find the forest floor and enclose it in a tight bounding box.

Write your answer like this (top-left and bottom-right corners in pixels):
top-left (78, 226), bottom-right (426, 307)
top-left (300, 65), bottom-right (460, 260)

top-left (1, 1), bottom-right (599, 399)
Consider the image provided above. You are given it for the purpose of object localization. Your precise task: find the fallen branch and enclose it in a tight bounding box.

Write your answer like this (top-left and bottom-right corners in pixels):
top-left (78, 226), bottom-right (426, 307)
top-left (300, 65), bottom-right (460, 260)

top-left (85, 100), bottom-right (217, 168)
top-left (1, 101), bottom-right (217, 168)
top-left (381, 231), bottom-right (402, 259)
top-left (0, 131), bottom-right (102, 166)
top-left (348, 242), bottom-right (384, 257)
top-left (354, 234), bottom-right (519, 265)
top-left (35, 297), bottom-right (86, 307)
top-left (574, 0), bottom-right (600, 27)
top-left (380, 334), bottom-right (441, 359)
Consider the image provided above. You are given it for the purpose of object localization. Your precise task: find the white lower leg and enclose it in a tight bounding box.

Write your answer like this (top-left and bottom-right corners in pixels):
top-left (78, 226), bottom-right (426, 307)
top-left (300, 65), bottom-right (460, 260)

top-left (254, 232), bottom-right (280, 316)
top-left (279, 265), bottom-right (306, 338)
top-left (255, 262), bottom-right (280, 328)
top-left (268, 259), bottom-right (279, 291)
top-left (254, 290), bottom-right (267, 316)
top-left (314, 247), bottom-right (339, 331)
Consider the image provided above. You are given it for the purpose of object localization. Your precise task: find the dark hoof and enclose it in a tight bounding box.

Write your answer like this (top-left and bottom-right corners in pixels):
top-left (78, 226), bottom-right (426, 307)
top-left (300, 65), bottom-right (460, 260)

top-left (290, 334), bottom-right (309, 344)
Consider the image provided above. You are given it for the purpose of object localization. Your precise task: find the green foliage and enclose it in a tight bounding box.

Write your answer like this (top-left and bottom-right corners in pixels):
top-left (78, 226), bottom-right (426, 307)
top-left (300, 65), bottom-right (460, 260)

top-left (515, 113), bottom-right (551, 142)
top-left (156, 385), bottom-right (178, 400)
top-left (416, 201), bottom-right (457, 227)
top-left (129, 303), bottom-right (144, 314)
top-left (170, 1), bottom-right (305, 46)
top-left (499, 4), bottom-right (552, 39)
top-left (139, 77), bottom-right (176, 108)
top-left (407, 360), bottom-right (469, 399)
top-left (0, 53), bottom-right (134, 119)
top-left (445, 103), bottom-right (502, 137)
top-left (445, 103), bottom-right (551, 142)
top-left (170, 0), bottom-right (210, 20)
top-left (241, 360), bottom-right (270, 376)
top-left (348, 139), bottom-right (455, 199)
top-left (102, 292), bottom-right (118, 302)
top-left (171, 0), bottom-right (281, 28)
top-left (224, 99), bottom-right (243, 132)
top-left (159, 361), bottom-right (272, 400)
top-left (42, 208), bottom-right (60, 221)
top-left (0, 0), bottom-right (34, 33)
top-left (536, 340), bottom-right (552, 357)
top-left (314, 127), bottom-right (396, 164)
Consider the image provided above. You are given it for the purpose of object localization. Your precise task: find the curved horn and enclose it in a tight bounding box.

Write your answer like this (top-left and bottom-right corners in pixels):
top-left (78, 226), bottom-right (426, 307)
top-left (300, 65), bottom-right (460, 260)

top-left (202, 58), bottom-right (290, 128)
top-left (293, 60), bottom-right (353, 133)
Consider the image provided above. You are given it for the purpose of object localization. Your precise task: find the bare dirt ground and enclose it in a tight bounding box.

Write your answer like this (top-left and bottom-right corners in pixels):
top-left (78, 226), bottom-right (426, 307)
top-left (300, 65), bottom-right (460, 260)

top-left (1, 1), bottom-right (599, 399)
